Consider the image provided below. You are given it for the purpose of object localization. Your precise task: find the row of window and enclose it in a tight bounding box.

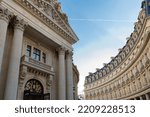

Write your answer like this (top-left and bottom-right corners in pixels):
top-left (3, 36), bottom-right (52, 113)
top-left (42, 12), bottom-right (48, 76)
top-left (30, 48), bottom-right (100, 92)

top-left (26, 45), bottom-right (46, 63)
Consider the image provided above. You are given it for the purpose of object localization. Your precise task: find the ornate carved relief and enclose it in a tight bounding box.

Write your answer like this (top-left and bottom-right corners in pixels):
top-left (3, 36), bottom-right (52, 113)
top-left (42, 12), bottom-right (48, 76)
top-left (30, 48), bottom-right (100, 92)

top-left (19, 66), bottom-right (27, 88)
top-left (14, 0), bottom-right (77, 43)
top-left (14, 16), bottom-right (28, 31)
top-left (0, 5), bottom-right (13, 23)
top-left (46, 75), bottom-right (53, 91)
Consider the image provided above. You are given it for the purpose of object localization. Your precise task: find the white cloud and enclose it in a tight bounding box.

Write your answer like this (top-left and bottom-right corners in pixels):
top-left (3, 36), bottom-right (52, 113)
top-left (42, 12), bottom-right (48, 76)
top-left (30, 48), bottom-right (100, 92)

top-left (69, 18), bottom-right (135, 23)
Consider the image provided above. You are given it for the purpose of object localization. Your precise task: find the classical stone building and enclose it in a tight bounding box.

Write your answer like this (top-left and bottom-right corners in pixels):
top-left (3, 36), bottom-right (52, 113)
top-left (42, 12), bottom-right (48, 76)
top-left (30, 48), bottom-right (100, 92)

top-left (0, 0), bottom-right (79, 100)
top-left (84, 0), bottom-right (150, 100)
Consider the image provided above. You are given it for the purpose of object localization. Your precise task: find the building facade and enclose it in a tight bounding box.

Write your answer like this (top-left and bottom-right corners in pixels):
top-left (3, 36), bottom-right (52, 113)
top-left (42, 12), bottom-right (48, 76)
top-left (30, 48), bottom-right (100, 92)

top-left (0, 0), bottom-right (79, 100)
top-left (84, 0), bottom-right (150, 100)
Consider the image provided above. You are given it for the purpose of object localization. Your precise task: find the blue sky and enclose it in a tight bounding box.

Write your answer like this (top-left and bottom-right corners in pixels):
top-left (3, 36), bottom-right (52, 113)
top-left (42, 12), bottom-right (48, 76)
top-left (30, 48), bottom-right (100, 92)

top-left (59, 0), bottom-right (142, 94)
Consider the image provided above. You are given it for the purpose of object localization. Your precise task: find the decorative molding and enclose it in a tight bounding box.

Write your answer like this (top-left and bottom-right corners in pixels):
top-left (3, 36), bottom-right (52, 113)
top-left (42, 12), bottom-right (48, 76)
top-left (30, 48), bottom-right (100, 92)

top-left (66, 50), bottom-right (73, 59)
top-left (19, 66), bottom-right (27, 88)
top-left (0, 5), bottom-right (13, 23)
top-left (57, 46), bottom-right (66, 55)
top-left (14, 16), bottom-right (28, 31)
top-left (46, 75), bottom-right (53, 91)
top-left (14, 0), bottom-right (78, 44)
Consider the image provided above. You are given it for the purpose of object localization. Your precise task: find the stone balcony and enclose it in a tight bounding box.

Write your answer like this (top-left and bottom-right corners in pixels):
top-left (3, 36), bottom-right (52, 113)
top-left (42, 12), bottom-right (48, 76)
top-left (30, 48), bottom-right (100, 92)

top-left (21, 55), bottom-right (54, 75)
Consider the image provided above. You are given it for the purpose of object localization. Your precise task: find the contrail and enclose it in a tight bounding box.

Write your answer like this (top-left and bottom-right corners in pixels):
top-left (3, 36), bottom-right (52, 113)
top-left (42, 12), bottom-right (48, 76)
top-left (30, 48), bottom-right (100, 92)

top-left (69, 18), bottom-right (135, 23)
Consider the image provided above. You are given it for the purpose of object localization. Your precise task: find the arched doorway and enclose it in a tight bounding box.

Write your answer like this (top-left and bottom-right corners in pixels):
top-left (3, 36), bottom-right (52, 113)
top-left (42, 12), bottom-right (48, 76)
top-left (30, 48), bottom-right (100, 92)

top-left (23, 79), bottom-right (44, 100)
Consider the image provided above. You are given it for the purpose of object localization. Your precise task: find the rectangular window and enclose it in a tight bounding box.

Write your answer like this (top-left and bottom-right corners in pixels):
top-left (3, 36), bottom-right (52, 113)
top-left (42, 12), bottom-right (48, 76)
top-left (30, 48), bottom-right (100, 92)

top-left (33, 48), bottom-right (41, 61)
top-left (42, 53), bottom-right (46, 63)
top-left (26, 45), bottom-right (31, 57)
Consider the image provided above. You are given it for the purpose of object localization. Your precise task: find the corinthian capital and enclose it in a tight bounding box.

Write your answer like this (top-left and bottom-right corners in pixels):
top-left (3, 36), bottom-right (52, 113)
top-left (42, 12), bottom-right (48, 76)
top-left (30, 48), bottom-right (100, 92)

top-left (66, 50), bottom-right (73, 58)
top-left (14, 16), bottom-right (28, 31)
top-left (57, 46), bottom-right (66, 55)
top-left (0, 5), bottom-right (12, 23)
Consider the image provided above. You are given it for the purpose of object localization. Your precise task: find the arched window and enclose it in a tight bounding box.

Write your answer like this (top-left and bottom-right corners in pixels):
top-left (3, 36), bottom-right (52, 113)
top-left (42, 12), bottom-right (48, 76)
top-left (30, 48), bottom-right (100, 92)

top-left (24, 79), bottom-right (44, 100)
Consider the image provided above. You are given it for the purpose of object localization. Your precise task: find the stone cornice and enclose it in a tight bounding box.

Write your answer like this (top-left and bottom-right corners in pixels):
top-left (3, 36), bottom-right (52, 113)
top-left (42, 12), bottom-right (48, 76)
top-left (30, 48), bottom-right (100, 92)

top-left (14, 0), bottom-right (79, 44)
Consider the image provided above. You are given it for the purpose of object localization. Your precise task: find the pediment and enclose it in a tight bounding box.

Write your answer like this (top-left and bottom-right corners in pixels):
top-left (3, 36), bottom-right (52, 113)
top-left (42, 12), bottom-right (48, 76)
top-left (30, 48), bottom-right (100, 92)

top-left (14, 0), bottom-right (79, 44)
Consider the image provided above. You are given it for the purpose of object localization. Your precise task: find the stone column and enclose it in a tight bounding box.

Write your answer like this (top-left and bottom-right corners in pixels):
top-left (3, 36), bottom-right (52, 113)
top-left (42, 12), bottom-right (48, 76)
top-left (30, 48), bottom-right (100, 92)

top-left (0, 6), bottom-right (12, 99)
top-left (4, 17), bottom-right (27, 100)
top-left (145, 93), bottom-right (150, 100)
top-left (58, 47), bottom-right (66, 100)
top-left (66, 50), bottom-right (74, 100)
top-left (140, 96), bottom-right (143, 100)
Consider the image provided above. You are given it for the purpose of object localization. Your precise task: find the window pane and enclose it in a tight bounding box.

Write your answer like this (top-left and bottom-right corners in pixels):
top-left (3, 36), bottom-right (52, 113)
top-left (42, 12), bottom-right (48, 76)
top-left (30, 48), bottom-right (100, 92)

top-left (33, 48), bottom-right (41, 61)
top-left (36, 55), bottom-right (40, 61)
top-left (32, 53), bottom-right (36, 59)
top-left (26, 45), bottom-right (31, 57)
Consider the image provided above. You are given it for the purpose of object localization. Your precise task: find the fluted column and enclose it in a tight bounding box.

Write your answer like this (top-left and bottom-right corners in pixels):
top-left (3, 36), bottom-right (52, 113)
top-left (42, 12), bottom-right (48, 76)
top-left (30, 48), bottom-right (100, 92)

top-left (58, 47), bottom-right (66, 100)
top-left (4, 17), bottom-right (27, 100)
top-left (0, 6), bottom-right (12, 99)
top-left (66, 50), bottom-right (74, 100)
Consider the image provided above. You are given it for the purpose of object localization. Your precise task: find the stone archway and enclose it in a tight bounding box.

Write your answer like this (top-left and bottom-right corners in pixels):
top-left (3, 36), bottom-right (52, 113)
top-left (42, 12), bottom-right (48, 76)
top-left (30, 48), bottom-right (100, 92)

top-left (23, 79), bottom-right (44, 100)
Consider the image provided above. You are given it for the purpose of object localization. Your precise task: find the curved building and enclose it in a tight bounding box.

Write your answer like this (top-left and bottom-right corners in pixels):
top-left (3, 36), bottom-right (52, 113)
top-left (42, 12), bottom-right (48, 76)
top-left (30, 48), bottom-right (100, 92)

top-left (0, 0), bottom-right (79, 100)
top-left (84, 0), bottom-right (150, 100)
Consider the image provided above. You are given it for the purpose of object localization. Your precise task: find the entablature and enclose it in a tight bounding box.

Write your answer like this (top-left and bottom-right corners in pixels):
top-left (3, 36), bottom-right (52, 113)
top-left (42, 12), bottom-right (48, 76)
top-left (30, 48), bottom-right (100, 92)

top-left (13, 0), bottom-right (79, 44)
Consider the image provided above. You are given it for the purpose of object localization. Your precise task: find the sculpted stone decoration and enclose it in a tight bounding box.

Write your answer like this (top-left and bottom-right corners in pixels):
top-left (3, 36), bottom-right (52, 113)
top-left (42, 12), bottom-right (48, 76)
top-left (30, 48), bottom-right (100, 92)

top-left (135, 21), bottom-right (142, 33)
top-left (44, 6), bottom-right (54, 18)
top-left (114, 60), bottom-right (118, 67)
top-left (117, 56), bottom-right (122, 63)
top-left (138, 9), bottom-right (146, 23)
top-left (58, 46), bottom-right (66, 55)
top-left (91, 76), bottom-right (95, 82)
top-left (88, 77), bottom-right (91, 83)
top-left (14, 0), bottom-right (76, 44)
top-left (0, 5), bottom-right (12, 23)
top-left (143, 54), bottom-right (150, 66)
top-left (106, 67), bottom-right (110, 73)
top-left (14, 17), bottom-right (28, 31)
top-left (19, 66), bottom-right (27, 88)
top-left (66, 50), bottom-right (73, 60)
top-left (46, 75), bottom-right (53, 91)
top-left (128, 39), bottom-right (134, 49)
